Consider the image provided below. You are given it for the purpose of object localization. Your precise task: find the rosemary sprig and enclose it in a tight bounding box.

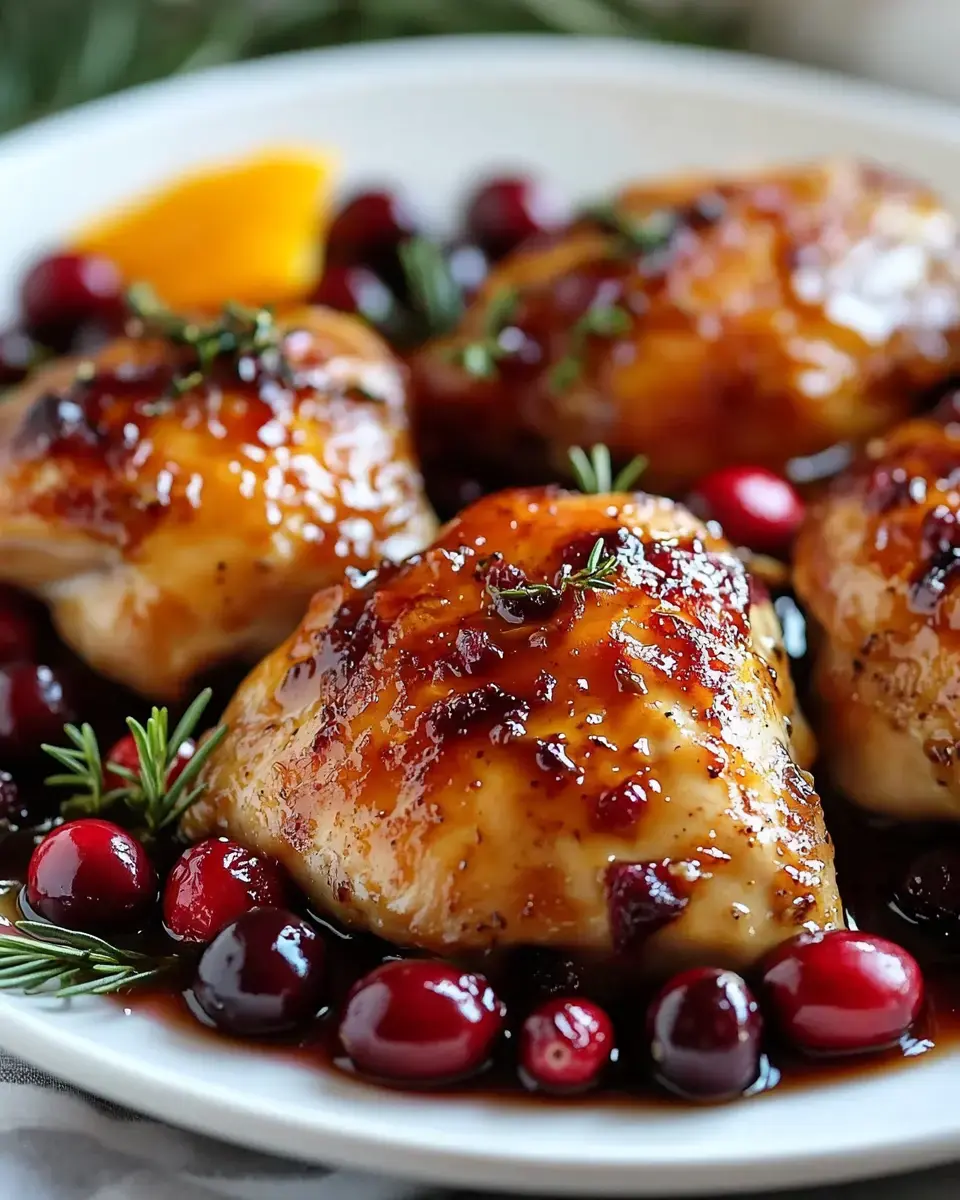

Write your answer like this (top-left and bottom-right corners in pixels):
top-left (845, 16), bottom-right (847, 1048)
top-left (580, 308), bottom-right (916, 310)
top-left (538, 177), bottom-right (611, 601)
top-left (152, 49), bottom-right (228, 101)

top-left (451, 286), bottom-right (520, 380)
top-left (548, 303), bottom-right (632, 393)
top-left (586, 201), bottom-right (678, 257)
top-left (399, 237), bottom-right (464, 338)
top-left (568, 443), bottom-right (648, 494)
top-left (43, 687), bottom-right (227, 836)
top-left (126, 284), bottom-right (291, 395)
top-left (488, 536), bottom-right (618, 606)
top-left (0, 921), bottom-right (175, 997)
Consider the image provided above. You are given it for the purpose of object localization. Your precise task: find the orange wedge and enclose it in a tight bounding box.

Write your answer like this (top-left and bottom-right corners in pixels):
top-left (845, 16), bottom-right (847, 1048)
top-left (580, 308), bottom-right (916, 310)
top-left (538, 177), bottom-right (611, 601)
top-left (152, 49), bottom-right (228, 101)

top-left (71, 147), bottom-right (335, 311)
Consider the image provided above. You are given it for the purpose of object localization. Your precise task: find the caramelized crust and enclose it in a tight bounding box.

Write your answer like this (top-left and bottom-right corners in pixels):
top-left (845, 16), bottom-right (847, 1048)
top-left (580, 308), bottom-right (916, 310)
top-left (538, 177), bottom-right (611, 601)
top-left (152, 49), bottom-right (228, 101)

top-left (0, 308), bottom-right (436, 697)
top-left (190, 488), bottom-right (841, 974)
top-left (796, 399), bottom-right (960, 819)
top-left (414, 159), bottom-right (960, 494)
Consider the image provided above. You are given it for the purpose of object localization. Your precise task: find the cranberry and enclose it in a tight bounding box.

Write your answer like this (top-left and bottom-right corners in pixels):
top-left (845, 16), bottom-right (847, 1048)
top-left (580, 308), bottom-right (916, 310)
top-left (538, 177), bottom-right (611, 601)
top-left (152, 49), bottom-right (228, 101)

top-left (446, 242), bottom-right (490, 299)
top-left (761, 930), bottom-right (924, 1054)
top-left (339, 959), bottom-right (505, 1084)
top-left (326, 189), bottom-right (419, 271)
top-left (0, 588), bottom-right (36, 664)
top-left (896, 845), bottom-right (960, 939)
top-left (310, 264), bottom-right (398, 329)
top-left (519, 997), bottom-right (614, 1094)
top-left (464, 175), bottom-right (570, 260)
top-left (20, 252), bottom-right (124, 341)
top-left (192, 907), bottom-right (326, 1036)
top-left (484, 559), bottom-right (561, 625)
top-left (0, 663), bottom-right (75, 756)
top-left (103, 731), bottom-right (194, 793)
top-left (164, 838), bottom-right (288, 944)
top-left (0, 327), bottom-right (39, 386)
top-left (606, 861), bottom-right (694, 954)
top-left (647, 967), bottom-right (763, 1100)
top-left (690, 466), bottom-right (804, 556)
top-left (26, 819), bottom-right (156, 932)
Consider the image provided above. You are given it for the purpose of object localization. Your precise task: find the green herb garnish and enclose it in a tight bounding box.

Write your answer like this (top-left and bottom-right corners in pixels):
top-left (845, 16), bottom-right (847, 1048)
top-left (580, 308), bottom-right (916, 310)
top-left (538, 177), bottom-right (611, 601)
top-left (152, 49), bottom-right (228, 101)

top-left (127, 284), bottom-right (290, 396)
top-left (399, 237), bottom-right (464, 338)
top-left (451, 286), bottom-right (520, 380)
top-left (43, 687), bottom-right (227, 836)
top-left (568, 443), bottom-right (648, 494)
top-left (586, 201), bottom-right (678, 256)
top-left (488, 536), bottom-right (619, 608)
top-left (0, 921), bottom-right (176, 997)
top-left (548, 303), bottom-right (632, 393)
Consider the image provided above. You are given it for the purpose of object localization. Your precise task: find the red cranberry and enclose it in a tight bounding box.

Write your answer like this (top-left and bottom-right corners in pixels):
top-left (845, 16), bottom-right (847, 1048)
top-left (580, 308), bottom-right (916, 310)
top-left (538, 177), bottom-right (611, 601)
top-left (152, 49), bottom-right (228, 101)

top-left (192, 907), bottom-right (326, 1036)
top-left (103, 731), bottom-right (194, 793)
top-left (520, 997), bottom-right (614, 1094)
top-left (690, 466), bottom-right (804, 556)
top-left (484, 559), bottom-right (561, 625)
top-left (0, 588), bottom-right (36, 664)
top-left (163, 838), bottom-right (288, 944)
top-left (0, 663), bottom-right (75, 756)
top-left (762, 930), bottom-right (923, 1055)
top-left (446, 242), bottom-right (490, 299)
top-left (606, 860), bottom-right (693, 954)
top-left (310, 264), bottom-right (398, 328)
top-left (896, 845), bottom-right (960, 940)
top-left (326, 189), bottom-right (419, 270)
top-left (20, 252), bottom-right (124, 340)
top-left (0, 327), bottom-right (39, 386)
top-left (647, 967), bottom-right (763, 1100)
top-left (464, 175), bottom-right (570, 260)
top-left (339, 959), bottom-right (505, 1084)
top-left (26, 819), bottom-right (156, 932)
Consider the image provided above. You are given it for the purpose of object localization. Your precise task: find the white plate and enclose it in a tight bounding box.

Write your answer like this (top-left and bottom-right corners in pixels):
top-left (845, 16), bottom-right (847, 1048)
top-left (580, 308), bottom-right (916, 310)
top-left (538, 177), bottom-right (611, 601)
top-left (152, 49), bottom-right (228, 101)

top-left (1, 34), bottom-right (960, 1196)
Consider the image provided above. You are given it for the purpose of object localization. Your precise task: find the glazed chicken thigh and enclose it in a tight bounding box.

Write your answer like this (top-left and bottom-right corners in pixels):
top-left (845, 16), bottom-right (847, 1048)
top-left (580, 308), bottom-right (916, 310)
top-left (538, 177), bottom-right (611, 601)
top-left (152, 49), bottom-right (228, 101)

top-left (0, 305), bottom-right (436, 697)
top-left (415, 158), bottom-right (960, 495)
top-left (796, 399), bottom-right (960, 821)
top-left (190, 487), bottom-right (842, 974)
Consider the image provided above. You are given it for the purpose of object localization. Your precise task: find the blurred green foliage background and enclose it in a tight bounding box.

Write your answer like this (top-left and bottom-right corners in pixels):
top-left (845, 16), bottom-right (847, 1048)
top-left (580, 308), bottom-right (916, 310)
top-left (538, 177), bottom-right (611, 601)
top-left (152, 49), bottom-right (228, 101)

top-left (0, 0), bottom-right (741, 133)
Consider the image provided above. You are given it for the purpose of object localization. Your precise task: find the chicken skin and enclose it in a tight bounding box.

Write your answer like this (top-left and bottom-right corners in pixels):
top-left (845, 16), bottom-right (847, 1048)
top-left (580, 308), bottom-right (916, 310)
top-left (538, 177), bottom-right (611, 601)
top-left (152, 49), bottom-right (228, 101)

top-left (414, 158), bottom-right (960, 495)
top-left (0, 305), bottom-right (436, 698)
top-left (189, 488), bottom-right (842, 975)
top-left (796, 397), bottom-right (960, 821)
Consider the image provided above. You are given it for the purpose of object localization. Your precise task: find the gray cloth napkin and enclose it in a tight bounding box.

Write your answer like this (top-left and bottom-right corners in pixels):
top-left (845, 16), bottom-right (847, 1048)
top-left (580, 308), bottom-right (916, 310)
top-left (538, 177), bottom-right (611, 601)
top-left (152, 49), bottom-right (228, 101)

top-left (1, 1050), bottom-right (958, 1199)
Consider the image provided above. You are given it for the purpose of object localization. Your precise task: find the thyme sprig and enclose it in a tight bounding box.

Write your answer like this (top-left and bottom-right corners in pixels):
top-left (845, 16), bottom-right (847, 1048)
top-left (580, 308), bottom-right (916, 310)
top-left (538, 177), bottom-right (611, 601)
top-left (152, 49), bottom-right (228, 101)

top-left (399, 237), bottom-right (464, 338)
top-left (43, 688), bottom-right (227, 836)
top-left (568, 443), bottom-right (648, 494)
top-left (452, 286), bottom-right (520, 380)
top-left (585, 201), bottom-right (678, 257)
top-left (489, 536), bottom-right (618, 606)
top-left (548, 303), bottom-right (632, 394)
top-left (0, 921), bottom-right (176, 997)
top-left (126, 284), bottom-right (291, 395)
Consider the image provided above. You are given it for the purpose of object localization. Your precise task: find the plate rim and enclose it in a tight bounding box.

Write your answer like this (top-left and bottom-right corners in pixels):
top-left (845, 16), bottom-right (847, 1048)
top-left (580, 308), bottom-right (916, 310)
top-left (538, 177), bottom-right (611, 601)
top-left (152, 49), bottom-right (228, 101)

top-left (2, 32), bottom-right (960, 1195)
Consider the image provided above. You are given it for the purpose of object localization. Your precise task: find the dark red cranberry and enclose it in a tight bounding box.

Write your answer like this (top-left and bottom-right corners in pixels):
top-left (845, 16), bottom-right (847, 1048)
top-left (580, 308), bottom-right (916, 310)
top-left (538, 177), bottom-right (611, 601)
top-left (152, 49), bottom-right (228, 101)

top-left (761, 930), bottom-right (924, 1054)
top-left (484, 558), bottom-right (561, 624)
top-left (446, 242), bottom-right (490, 299)
top-left (896, 845), bottom-right (960, 939)
top-left (20, 252), bottom-right (124, 341)
top-left (647, 967), bottom-right (763, 1100)
top-left (0, 588), bottom-right (36, 664)
top-left (690, 466), bottom-right (804, 556)
top-left (339, 959), bottom-right (505, 1084)
top-left (310, 263), bottom-right (398, 328)
top-left (164, 838), bottom-right (288, 944)
top-left (464, 176), bottom-right (570, 260)
top-left (520, 997), bottom-right (614, 1094)
top-left (0, 663), bottom-right (76, 756)
top-left (26, 819), bottom-right (156, 932)
top-left (326, 189), bottom-right (419, 270)
top-left (0, 327), bottom-right (39, 386)
top-left (103, 731), bottom-right (194, 793)
top-left (192, 907), bottom-right (326, 1036)
top-left (606, 860), bottom-right (694, 954)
